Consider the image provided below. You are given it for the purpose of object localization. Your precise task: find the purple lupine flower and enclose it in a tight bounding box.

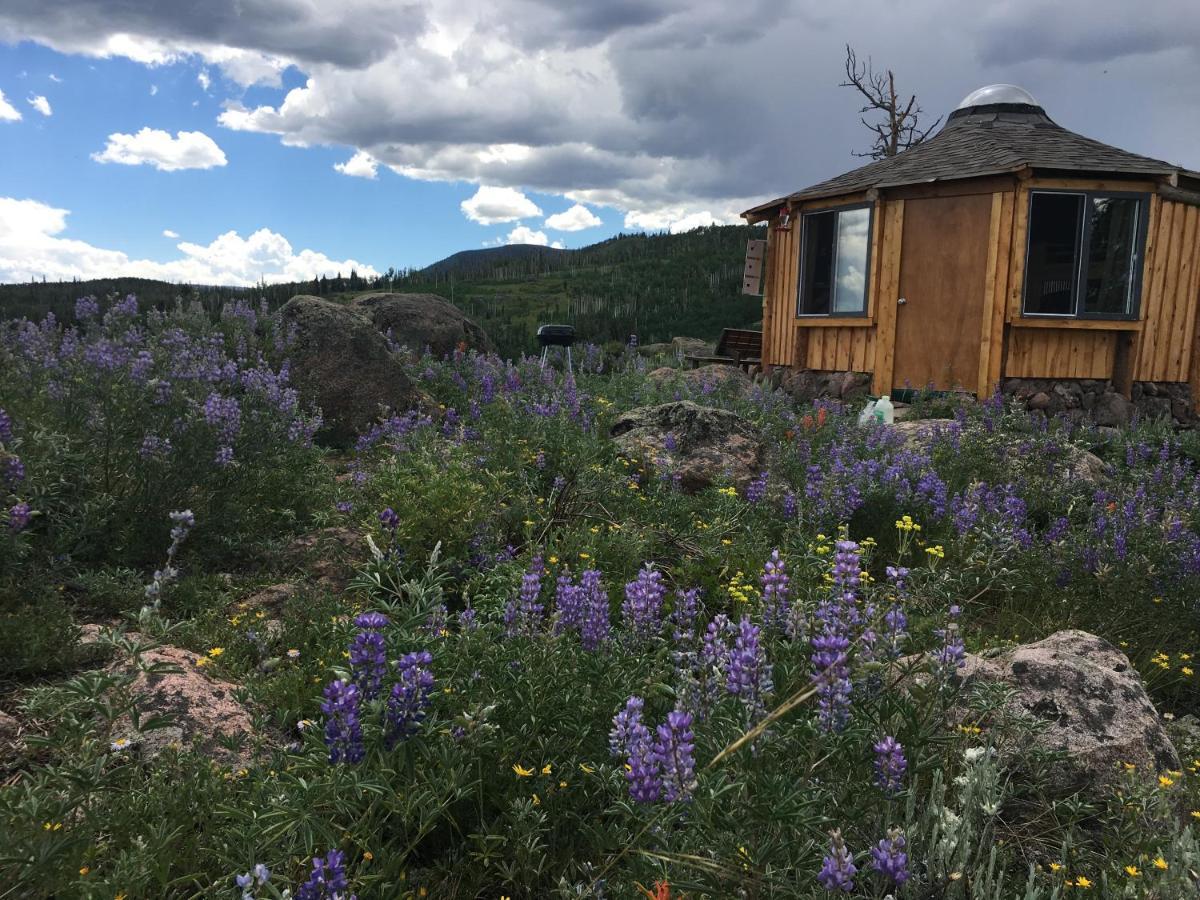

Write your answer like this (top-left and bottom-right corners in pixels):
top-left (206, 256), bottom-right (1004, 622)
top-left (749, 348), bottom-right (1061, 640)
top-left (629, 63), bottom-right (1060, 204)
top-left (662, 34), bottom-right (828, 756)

top-left (553, 570), bottom-right (585, 634)
top-left (74, 295), bottom-right (100, 321)
top-left (379, 507), bottom-right (400, 531)
top-left (726, 616), bottom-right (773, 722)
top-left (610, 695), bottom-right (645, 759)
top-left (817, 830), bottom-right (857, 893)
top-left (745, 470), bottom-right (769, 503)
top-left (622, 565), bottom-right (666, 642)
top-left (873, 735), bottom-right (906, 794)
top-left (3, 455), bottom-right (24, 486)
top-left (782, 490), bottom-right (797, 520)
top-left (811, 628), bottom-right (852, 733)
top-left (663, 432), bottom-right (677, 452)
top-left (385, 650), bottom-right (435, 748)
top-left (654, 710), bottom-right (696, 803)
top-left (534, 449), bottom-right (546, 470)
top-left (355, 612), bottom-right (389, 630)
top-left (670, 587), bottom-right (701, 642)
top-left (701, 614), bottom-right (734, 703)
top-left (335, 500), bottom-right (353, 514)
top-left (214, 445), bottom-right (235, 467)
top-left (110, 293), bottom-right (138, 317)
top-left (579, 569), bottom-right (610, 651)
top-left (458, 605), bottom-right (478, 631)
top-left (202, 392), bottom-right (241, 441)
top-left (504, 554), bottom-right (546, 637)
top-left (870, 829), bottom-right (909, 885)
top-left (296, 849), bottom-right (355, 900)
top-left (321, 679), bottom-right (364, 765)
top-left (934, 604), bottom-right (966, 678)
top-left (7, 501), bottom-right (31, 531)
top-left (760, 549), bottom-right (790, 634)
top-left (0, 408), bottom-right (11, 443)
top-left (883, 566), bottom-right (909, 657)
top-left (349, 629), bottom-right (387, 700)
top-left (424, 604), bottom-right (448, 636)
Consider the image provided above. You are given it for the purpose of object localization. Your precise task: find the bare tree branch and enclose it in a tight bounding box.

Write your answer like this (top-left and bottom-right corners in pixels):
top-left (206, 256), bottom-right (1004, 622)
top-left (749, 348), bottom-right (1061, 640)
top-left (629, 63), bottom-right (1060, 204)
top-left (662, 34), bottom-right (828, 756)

top-left (840, 44), bottom-right (942, 160)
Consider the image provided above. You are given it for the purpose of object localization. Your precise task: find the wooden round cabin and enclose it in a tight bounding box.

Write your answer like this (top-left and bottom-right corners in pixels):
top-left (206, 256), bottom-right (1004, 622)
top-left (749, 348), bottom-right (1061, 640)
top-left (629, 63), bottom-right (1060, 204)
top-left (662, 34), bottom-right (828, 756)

top-left (742, 84), bottom-right (1200, 421)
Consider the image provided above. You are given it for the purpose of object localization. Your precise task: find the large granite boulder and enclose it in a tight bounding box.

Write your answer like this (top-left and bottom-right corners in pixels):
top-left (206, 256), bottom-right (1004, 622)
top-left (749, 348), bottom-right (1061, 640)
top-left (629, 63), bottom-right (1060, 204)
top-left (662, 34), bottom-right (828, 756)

top-left (948, 630), bottom-right (1178, 793)
top-left (280, 296), bottom-right (422, 446)
top-left (647, 364), bottom-right (754, 398)
top-left (109, 643), bottom-right (257, 768)
top-left (609, 400), bottom-right (764, 492)
top-left (353, 292), bottom-right (493, 357)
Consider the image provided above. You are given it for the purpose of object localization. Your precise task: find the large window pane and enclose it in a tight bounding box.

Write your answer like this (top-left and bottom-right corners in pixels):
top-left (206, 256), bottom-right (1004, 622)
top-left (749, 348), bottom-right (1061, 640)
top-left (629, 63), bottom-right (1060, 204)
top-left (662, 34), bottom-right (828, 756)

top-left (799, 211), bottom-right (835, 315)
top-left (833, 207), bottom-right (870, 313)
top-left (1024, 192), bottom-right (1082, 315)
top-left (1083, 197), bottom-right (1139, 316)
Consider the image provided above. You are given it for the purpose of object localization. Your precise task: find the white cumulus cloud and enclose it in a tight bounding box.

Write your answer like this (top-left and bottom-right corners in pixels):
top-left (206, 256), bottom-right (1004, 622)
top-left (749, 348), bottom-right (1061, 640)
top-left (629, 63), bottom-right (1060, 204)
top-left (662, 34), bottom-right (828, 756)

top-left (197, 68), bottom-right (211, 91)
top-left (0, 88), bottom-right (21, 121)
top-left (333, 150), bottom-right (378, 179)
top-left (623, 208), bottom-right (727, 233)
top-left (27, 94), bottom-right (51, 116)
top-left (0, 196), bottom-right (377, 286)
top-left (48, 73), bottom-right (62, 83)
top-left (503, 225), bottom-right (562, 248)
top-left (461, 186), bottom-right (541, 225)
top-left (162, 228), bottom-right (179, 238)
top-left (544, 203), bottom-right (602, 231)
top-left (92, 127), bottom-right (227, 171)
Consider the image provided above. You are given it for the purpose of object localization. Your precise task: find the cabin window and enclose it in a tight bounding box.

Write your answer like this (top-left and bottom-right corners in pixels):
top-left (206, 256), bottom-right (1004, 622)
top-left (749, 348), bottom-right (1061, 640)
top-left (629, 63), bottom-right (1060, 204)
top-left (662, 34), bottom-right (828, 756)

top-left (798, 204), bottom-right (873, 316)
top-left (1022, 190), bottom-right (1147, 319)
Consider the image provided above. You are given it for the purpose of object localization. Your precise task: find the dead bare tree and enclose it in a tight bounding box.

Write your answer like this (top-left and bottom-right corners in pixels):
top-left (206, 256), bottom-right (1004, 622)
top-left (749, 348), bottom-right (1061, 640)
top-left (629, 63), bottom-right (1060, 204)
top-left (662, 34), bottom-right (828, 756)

top-left (841, 45), bottom-right (941, 160)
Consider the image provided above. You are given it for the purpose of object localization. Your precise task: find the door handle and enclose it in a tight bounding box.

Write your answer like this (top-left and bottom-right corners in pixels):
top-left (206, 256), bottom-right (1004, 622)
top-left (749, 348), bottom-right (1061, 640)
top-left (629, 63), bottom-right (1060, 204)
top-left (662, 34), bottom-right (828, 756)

top-left (897, 297), bottom-right (908, 305)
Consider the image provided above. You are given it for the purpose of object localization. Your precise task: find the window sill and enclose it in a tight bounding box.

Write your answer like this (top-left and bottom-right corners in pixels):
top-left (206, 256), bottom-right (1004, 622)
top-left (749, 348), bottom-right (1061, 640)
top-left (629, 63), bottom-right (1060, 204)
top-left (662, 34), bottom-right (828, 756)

top-left (1010, 317), bottom-right (1142, 331)
top-left (794, 316), bottom-right (874, 327)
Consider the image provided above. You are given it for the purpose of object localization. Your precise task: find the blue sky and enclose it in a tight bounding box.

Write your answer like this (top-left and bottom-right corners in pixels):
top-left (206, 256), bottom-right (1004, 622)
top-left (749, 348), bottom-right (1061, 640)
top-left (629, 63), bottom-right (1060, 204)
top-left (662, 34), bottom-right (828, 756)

top-left (0, 1), bottom-right (1197, 286)
top-left (0, 42), bottom-right (622, 282)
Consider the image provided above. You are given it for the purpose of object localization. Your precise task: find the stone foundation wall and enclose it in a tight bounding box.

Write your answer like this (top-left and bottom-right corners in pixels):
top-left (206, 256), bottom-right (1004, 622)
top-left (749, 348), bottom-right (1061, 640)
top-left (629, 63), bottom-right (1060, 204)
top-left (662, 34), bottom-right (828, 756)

top-left (776, 369), bottom-right (872, 402)
top-left (1001, 378), bottom-right (1195, 426)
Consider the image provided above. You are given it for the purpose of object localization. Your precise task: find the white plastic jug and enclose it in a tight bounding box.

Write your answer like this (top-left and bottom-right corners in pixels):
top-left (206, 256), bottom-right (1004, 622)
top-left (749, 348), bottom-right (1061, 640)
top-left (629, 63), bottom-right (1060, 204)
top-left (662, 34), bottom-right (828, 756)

top-left (874, 395), bottom-right (895, 425)
top-left (857, 400), bottom-right (877, 426)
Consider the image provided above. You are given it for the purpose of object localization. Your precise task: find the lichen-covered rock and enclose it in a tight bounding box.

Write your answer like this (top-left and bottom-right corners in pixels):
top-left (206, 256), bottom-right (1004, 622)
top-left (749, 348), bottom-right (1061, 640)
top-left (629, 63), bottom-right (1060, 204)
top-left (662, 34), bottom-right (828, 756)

top-left (609, 400), bottom-right (764, 492)
top-left (280, 295), bottom-right (422, 447)
top-left (647, 364), bottom-right (754, 397)
top-left (951, 630), bottom-right (1178, 793)
top-left (111, 644), bottom-right (256, 768)
top-left (672, 336), bottom-right (713, 357)
top-left (353, 292), bottom-right (493, 357)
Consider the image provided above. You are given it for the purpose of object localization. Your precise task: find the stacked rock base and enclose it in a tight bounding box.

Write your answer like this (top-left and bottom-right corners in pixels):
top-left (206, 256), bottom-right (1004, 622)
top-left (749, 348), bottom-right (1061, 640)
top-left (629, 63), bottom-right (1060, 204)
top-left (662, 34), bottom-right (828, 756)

top-left (1001, 378), bottom-right (1195, 426)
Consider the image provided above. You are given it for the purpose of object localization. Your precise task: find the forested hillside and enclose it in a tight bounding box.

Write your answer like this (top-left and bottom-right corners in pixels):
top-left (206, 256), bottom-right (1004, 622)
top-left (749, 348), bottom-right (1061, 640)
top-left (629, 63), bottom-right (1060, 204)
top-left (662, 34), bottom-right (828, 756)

top-left (0, 224), bottom-right (766, 358)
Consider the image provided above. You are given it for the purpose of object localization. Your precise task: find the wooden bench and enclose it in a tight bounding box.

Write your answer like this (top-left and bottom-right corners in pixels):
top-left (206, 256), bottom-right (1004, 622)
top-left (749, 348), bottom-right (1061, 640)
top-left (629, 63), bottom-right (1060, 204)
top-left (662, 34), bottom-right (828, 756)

top-left (686, 328), bottom-right (762, 372)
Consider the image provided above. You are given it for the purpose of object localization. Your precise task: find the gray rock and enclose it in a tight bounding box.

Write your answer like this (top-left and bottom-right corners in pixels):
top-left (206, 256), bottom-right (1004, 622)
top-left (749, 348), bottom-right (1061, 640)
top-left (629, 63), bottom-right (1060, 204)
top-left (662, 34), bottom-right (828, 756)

top-left (279, 295), bottom-right (423, 447)
top-left (1138, 396), bottom-right (1173, 422)
top-left (648, 364), bottom-right (754, 397)
top-left (949, 630), bottom-right (1178, 794)
top-left (671, 336), bottom-right (713, 357)
top-left (353, 292), bottom-right (493, 357)
top-left (1027, 391), bottom-right (1052, 411)
top-left (609, 400), bottom-right (764, 492)
top-left (1092, 391), bottom-right (1134, 427)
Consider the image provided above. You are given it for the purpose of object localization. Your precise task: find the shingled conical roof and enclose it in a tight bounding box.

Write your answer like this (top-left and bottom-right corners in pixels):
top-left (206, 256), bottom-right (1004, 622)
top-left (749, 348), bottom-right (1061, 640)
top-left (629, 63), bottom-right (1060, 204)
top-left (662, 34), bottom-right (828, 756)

top-left (744, 85), bottom-right (1197, 219)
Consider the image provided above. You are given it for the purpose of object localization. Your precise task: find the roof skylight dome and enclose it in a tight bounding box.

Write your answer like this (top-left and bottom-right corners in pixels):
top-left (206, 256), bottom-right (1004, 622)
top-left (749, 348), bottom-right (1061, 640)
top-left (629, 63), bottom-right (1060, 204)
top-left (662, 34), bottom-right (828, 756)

top-left (956, 84), bottom-right (1040, 110)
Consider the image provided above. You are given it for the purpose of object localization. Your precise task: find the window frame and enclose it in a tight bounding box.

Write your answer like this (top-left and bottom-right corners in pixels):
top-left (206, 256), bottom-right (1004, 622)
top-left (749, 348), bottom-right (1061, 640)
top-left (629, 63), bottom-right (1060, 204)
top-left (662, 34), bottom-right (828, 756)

top-left (1020, 188), bottom-right (1150, 322)
top-left (796, 201), bottom-right (875, 319)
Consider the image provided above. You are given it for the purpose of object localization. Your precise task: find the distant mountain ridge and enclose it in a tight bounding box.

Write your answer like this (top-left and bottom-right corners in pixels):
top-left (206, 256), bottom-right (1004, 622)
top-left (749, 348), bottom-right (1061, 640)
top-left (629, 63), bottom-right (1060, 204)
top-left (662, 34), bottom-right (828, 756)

top-left (420, 244), bottom-right (570, 278)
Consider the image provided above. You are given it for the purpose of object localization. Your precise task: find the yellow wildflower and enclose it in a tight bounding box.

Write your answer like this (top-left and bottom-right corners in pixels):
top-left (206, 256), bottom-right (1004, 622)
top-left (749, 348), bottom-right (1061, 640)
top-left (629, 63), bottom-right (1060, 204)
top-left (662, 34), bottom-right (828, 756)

top-left (579, 552), bottom-right (590, 559)
top-left (512, 764), bottom-right (534, 777)
top-left (79, 867), bottom-right (90, 876)
top-left (532, 794), bottom-right (541, 806)
top-left (363, 851), bottom-right (373, 861)
top-left (1184, 667), bottom-right (1194, 676)
top-left (1074, 876), bottom-right (1092, 888)
top-left (1153, 856), bottom-right (1168, 870)
top-left (1159, 774), bottom-right (1175, 788)
top-left (1048, 862), bottom-right (1062, 872)
top-left (548, 555), bottom-right (558, 564)
top-left (559, 780), bottom-right (567, 788)
top-left (541, 763), bottom-right (552, 775)
top-left (208, 647), bottom-right (224, 658)
top-left (1124, 865), bottom-right (1140, 877)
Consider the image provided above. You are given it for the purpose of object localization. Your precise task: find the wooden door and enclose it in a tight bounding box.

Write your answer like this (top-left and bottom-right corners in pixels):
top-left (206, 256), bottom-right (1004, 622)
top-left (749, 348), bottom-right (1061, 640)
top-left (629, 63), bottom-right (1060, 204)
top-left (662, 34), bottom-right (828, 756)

top-left (892, 194), bottom-right (992, 393)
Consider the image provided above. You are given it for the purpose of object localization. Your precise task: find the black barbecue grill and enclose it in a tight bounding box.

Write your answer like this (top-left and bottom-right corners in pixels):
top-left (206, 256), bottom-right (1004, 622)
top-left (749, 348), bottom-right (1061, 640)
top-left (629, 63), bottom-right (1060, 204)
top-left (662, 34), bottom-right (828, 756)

top-left (537, 324), bottom-right (576, 371)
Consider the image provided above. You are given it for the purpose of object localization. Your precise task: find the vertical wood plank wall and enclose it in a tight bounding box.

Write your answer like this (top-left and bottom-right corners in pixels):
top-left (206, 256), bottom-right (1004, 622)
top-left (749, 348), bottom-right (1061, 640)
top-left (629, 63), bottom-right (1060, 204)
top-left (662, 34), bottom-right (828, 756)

top-left (1137, 200), bottom-right (1200, 382)
top-left (758, 184), bottom-right (1200, 401)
